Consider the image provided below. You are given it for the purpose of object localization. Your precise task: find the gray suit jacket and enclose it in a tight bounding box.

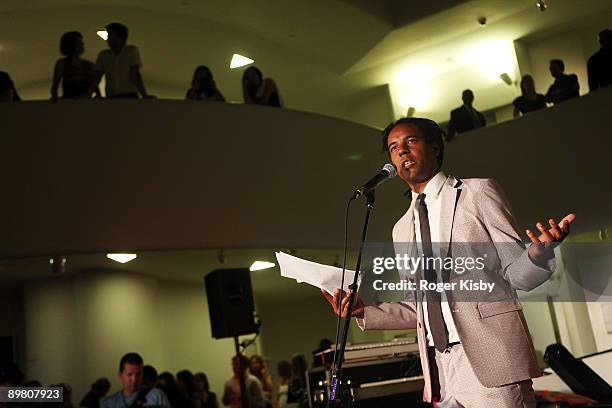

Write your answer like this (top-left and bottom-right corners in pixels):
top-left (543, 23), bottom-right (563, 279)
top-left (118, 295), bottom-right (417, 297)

top-left (357, 176), bottom-right (553, 402)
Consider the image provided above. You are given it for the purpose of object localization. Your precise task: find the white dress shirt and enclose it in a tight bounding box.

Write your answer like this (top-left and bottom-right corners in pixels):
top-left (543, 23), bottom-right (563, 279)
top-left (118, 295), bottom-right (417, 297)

top-left (411, 171), bottom-right (460, 346)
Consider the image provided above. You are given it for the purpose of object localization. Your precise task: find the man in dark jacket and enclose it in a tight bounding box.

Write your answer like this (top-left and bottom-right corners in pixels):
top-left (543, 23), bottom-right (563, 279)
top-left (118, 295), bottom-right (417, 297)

top-left (446, 89), bottom-right (486, 141)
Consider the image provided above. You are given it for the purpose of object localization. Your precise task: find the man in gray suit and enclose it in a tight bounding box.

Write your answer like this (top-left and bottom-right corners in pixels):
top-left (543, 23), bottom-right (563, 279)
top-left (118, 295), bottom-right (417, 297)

top-left (324, 118), bottom-right (575, 407)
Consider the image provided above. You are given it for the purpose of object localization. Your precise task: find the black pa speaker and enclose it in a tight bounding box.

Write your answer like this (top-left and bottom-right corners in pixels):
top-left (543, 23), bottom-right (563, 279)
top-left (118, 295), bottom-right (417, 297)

top-left (204, 268), bottom-right (257, 339)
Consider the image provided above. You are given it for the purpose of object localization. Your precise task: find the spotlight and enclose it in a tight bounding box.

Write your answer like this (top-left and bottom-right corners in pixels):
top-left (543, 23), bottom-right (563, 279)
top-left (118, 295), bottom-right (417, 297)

top-left (500, 73), bottom-right (513, 86)
top-left (49, 256), bottom-right (67, 274)
top-left (536, 0), bottom-right (548, 12)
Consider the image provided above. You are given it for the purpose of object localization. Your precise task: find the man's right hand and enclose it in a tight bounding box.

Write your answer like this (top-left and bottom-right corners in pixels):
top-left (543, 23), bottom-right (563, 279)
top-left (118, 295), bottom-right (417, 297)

top-left (322, 288), bottom-right (365, 318)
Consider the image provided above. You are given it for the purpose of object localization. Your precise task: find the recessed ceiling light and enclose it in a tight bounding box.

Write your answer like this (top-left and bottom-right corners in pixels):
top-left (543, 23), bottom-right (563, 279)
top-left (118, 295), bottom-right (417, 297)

top-left (249, 261), bottom-right (275, 271)
top-left (107, 253), bottom-right (137, 263)
top-left (230, 54), bottom-right (254, 69)
top-left (97, 30), bottom-right (108, 41)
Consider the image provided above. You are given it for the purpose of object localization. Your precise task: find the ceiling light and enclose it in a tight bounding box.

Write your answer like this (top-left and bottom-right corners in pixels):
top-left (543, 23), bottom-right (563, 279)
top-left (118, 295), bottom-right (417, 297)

top-left (230, 54), bottom-right (254, 69)
top-left (107, 253), bottom-right (137, 263)
top-left (97, 30), bottom-right (108, 40)
top-left (536, 0), bottom-right (548, 12)
top-left (500, 73), bottom-right (513, 86)
top-left (249, 261), bottom-right (275, 271)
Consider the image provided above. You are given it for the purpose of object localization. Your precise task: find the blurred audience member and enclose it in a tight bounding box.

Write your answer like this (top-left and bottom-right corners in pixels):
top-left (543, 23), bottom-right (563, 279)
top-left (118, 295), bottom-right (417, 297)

top-left (186, 66), bottom-right (225, 101)
top-left (89, 22), bottom-right (155, 99)
top-left (142, 365), bottom-right (158, 389)
top-left (80, 377), bottom-right (111, 408)
top-left (545, 59), bottom-right (579, 105)
top-left (275, 361), bottom-right (292, 408)
top-left (195, 372), bottom-right (219, 408)
top-left (51, 31), bottom-right (99, 100)
top-left (446, 89), bottom-right (486, 141)
top-left (587, 29), bottom-right (612, 92)
top-left (222, 354), bottom-right (265, 408)
top-left (311, 338), bottom-right (333, 368)
top-left (177, 369), bottom-right (200, 408)
top-left (101, 352), bottom-right (170, 408)
top-left (286, 355), bottom-right (308, 408)
top-left (0, 71), bottom-right (21, 102)
top-left (512, 74), bottom-right (546, 117)
top-left (242, 66), bottom-right (282, 107)
top-left (249, 355), bottom-right (273, 407)
top-left (158, 372), bottom-right (184, 408)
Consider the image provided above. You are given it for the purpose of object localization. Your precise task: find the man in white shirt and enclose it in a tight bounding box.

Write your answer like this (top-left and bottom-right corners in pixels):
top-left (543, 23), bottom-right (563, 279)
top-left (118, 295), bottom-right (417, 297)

top-left (90, 22), bottom-right (155, 99)
top-left (222, 355), bottom-right (265, 408)
top-left (101, 352), bottom-right (170, 408)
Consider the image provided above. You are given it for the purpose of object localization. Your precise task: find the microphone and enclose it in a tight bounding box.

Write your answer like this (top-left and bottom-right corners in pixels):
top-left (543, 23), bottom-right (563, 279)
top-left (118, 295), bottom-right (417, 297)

top-left (353, 163), bottom-right (397, 198)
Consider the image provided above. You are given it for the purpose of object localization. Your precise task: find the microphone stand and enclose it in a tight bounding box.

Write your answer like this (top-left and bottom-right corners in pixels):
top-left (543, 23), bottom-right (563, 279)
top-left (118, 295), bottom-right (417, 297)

top-left (327, 190), bottom-right (375, 407)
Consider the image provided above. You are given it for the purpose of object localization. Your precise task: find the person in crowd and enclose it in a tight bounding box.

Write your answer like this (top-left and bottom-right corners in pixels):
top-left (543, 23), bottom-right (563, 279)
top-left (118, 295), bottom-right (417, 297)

top-left (446, 89), bottom-right (485, 141)
top-left (50, 31), bottom-right (99, 100)
top-left (249, 355), bottom-right (273, 407)
top-left (286, 355), bottom-right (308, 408)
top-left (545, 59), bottom-right (580, 105)
top-left (101, 352), bottom-right (170, 408)
top-left (513, 74), bottom-right (547, 117)
top-left (275, 361), bottom-right (292, 408)
top-left (323, 117), bottom-right (575, 405)
top-left (80, 377), bottom-right (111, 408)
top-left (0, 71), bottom-right (21, 102)
top-left (88, 22), bottom-right (155, 99)
top-left (242, 66), bottom-right (282, 107)
top-left (177, 369), bottom-right (201, 408)
top-left (587, 28), bottom-right (612, 92)
top-left (311, 338), bottom-right (333, 368)
top-left (222, 354), bottom-right (265, 408)
top-left (195, 372), bottom-right (219, 408)
top-left (186, 66), bottom-right (225, 101)
top-left (158, 372), bottom-right (184, 408)
top-left (142, 365), bottom-right (158, 389)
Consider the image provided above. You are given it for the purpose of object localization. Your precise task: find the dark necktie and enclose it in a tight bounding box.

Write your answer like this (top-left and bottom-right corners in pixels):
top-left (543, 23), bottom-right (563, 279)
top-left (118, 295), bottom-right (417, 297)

top-left (417, 193), bottom-right (449, 352)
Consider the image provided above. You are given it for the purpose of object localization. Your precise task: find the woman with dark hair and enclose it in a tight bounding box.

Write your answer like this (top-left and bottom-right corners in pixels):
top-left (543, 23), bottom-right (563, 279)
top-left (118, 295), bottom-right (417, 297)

top-left (275, 361), bottom-right (292, 408)
top-left (513, 74), bottom-right (546, 117)
top-left (241, 66), bottom-right (282, 107)
top-left (249, 355), bottom-right (274, 407)
top-left (158, 372), bottom-right (184, 408)
top-left (286, 354), bottom-right (308, 408)
top-left (79, 377), bottom-right (111, 408)
top-left (186, 66), bottom-right (225, 101)
top-left (194, 372), bottom-right (219, 408)
top-left (51, 31), bottom-right (99, 99)
top-left (177, 369), bottom-right (201, 408)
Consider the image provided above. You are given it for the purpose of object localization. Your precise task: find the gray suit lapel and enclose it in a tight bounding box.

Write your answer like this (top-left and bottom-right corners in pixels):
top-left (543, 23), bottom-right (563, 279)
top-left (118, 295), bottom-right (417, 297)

top-left (439, 176), bottom-right (461, 259)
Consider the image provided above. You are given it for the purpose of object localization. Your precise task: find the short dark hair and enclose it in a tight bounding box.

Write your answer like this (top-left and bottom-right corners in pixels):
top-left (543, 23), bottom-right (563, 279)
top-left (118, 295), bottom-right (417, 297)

top-left (381, 117), bottom-right (445, 168)
top-left (106, 22), bottom-right (128, 43)
top-left (550, 59), bottom-right (565, 71)
top-left (59, 31), bottom-right (82, 57)
top-left (232, 355), bottom-right (250, 372)
top-left (143, 365), bottom-right (158, 382)
top-left (119, 352), bottom-right (143, 372)
top-left (92, 378), bottom-right (110, 393)
top-left (242, 66), bottom-right (263, 82)
top-left (277, 361), bottom-right (292, 380)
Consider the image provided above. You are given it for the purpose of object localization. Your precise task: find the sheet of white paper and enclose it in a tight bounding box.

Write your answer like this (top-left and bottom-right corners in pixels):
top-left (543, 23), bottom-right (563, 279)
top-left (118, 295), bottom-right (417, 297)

top-left (275, 251), bottom-right (357, 294)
